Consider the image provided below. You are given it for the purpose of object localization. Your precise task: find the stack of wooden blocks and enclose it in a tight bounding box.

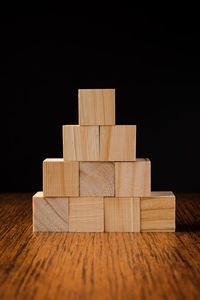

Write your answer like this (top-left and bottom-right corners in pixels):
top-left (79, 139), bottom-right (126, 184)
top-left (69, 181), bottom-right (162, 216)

top-left (33, 89), bottom-right (176, 232)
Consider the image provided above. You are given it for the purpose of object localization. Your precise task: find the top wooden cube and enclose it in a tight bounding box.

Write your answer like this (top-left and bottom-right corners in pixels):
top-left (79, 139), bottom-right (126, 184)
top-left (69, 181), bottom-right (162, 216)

top-left (78, 89), bottom-right (115, 125)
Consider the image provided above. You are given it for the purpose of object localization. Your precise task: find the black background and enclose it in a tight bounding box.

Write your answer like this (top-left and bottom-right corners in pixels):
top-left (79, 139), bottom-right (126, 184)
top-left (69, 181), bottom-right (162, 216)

top-left (1, 10), bottom-right (200, 193)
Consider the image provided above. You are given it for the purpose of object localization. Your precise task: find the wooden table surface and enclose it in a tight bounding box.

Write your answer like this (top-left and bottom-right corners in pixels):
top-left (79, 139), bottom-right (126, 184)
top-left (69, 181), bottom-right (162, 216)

top-left (0, 193), bottom-right (200, 300)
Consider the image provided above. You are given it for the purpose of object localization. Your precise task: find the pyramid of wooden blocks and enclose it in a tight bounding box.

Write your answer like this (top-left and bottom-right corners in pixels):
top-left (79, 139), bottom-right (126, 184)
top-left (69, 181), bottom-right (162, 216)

top-left (33, 88), bottom-right (176, 232)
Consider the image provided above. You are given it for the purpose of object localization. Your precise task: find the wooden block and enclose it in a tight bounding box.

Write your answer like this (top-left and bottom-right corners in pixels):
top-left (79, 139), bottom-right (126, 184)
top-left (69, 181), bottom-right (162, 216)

top-left (141, 191), bottom-right (176, 232)
top-left (43, 159), bottom-right (79, 197)
top-left (33, 192), bottom-right (69, 232)
top-left (104, 197), bottom-right (140, 232)
top-left (78, 89), bottom-right (115, 125)
top-left (115, 159), bottom-right (151, 197)
top-left (100, 125), bottom-right (136, 161)
top-left (80, 162), bottom-right (114, 196)
top-left (69, 197), bottom-right (104, 232)
top-left (63, 125), bottom-right (99, 161)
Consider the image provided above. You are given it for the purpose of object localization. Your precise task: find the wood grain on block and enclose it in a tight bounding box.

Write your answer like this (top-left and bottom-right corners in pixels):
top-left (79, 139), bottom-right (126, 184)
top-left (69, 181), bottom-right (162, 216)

top-left (141, 191), bottom-right (176, 232)
top-left (43, 159), bottom-right (79, 197)
top-left (115, 159), bottom-right (151, 197)
top-left (33, 192), bottom-right (69, 232)
top-left (100, 125), bottom-right (136, 161)
top-left (63, 125), bottom-right (99, 161)
top-left (104, 197), bottom-right (140, 232)
top-left (78, 89), bottom-right (115, 125)
top-left (69, 197), bottom-right (104, 232)
top-left (80, 162), bottom-right (114, 197)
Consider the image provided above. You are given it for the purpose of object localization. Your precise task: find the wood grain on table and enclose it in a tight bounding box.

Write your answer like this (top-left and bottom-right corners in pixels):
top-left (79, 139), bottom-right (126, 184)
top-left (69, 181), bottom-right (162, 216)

top-left (0, 193), bottom-right (200, 300)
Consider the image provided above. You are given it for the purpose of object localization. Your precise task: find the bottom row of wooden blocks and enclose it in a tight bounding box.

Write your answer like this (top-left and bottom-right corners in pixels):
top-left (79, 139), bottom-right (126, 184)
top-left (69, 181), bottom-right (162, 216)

top-left (33, 192), bottom-right (175, 232)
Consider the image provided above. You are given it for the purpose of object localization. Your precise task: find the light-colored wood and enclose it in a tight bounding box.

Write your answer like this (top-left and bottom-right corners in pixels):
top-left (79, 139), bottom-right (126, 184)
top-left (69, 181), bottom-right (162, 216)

top-left (80, 162), bottom-right (114, 196)
top-left (69, 197), bottom-right (104, 232)
top-left (141, 191), bottom-right (176, 232)
top-left (43, 159), bottom-right (79, 197)
top-left (78, 89), bottom-right (115, 125)
top-left (104, 197), bottom-right (140, 232)
top-left (132, 198), bottom-right (141, 232)
top-left (63, 125), bottom-right (99, 161)
top-left (32, 192), bottom-right (69, 232)
top-left (100, 125), bottom-right (136, 161)
top-left (115, 159), bottom-right (151, 197)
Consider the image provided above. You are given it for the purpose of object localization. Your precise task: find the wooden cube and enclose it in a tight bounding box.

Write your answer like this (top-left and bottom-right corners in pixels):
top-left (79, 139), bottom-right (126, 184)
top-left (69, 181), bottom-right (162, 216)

top-left (115, 159), bottom-right (151, 197)
top-left (33, 192), bottom-right (69, 232)
top-left (69, 197), bottom-right (104, 232)
top-left (63, 125), bottom-right (99, 161)
top-left (104, 197), bottom-right (140, 232)
top-left (80, 162), bottom-right (114, 197)
top-left (78, 89), bottom-right (115, 125)
top-left (100, 125), bottom-right (136, 161)
top-left (43, 159), bottom-right (79, 197)
top-left (141, 191), bottom-right (176, 232)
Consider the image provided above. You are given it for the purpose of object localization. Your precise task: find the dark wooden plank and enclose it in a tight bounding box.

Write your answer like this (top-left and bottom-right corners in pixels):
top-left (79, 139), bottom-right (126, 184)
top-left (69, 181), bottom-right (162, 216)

top-left (0, 193), bottom-right (200, 300)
